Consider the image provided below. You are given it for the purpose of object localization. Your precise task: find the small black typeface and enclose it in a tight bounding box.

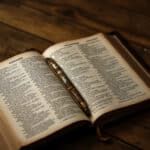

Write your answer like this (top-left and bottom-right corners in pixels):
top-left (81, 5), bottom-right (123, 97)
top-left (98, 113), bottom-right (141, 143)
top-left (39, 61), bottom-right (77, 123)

top-left (0, 33), bottom-right (149, 150)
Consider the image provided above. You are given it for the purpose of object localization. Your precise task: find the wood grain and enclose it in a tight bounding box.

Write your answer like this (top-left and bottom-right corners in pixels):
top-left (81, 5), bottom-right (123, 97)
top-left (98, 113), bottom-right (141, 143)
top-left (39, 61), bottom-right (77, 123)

top-left (0, 22), bottom-right (51, 61)
top-left (21, 0), bottom-right (150, 47)
top-left (0, 3), bottom-right (94, 43)
top-left (1, 0), bottom-right (150, 48)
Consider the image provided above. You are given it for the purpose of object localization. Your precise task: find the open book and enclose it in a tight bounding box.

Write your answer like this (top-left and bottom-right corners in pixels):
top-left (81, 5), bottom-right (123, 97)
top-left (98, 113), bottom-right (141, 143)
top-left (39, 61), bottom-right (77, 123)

top-left (0, 33), bottom-right (149, 150)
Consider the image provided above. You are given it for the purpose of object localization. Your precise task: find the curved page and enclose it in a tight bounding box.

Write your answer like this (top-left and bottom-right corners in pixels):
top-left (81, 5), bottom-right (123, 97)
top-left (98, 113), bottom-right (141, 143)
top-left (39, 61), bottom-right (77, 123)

top-left (0, 51), bottom-right (88, 148)
top-left (43, 34), bottom-right (150, 122)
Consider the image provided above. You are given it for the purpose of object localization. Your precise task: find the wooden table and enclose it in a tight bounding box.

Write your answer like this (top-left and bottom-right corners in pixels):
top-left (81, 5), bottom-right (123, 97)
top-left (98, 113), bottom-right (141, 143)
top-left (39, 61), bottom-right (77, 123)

top-left (0, 0), bottom-right (149, 150)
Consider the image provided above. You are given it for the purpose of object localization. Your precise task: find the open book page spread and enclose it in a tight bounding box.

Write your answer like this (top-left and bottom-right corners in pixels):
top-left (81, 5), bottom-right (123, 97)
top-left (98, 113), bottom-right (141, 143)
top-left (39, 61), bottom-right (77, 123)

top-left (43, 34), bottom-right (150, 122)
top-left (0, 52), bottom-right (88, 146)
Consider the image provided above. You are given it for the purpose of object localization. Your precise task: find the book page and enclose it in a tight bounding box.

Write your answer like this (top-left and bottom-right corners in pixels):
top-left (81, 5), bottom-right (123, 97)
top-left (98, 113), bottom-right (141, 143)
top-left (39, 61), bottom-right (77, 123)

top-left (43, 33), bottom-right (150, 122)
top-left (0, 51), bottom-right (88, 148)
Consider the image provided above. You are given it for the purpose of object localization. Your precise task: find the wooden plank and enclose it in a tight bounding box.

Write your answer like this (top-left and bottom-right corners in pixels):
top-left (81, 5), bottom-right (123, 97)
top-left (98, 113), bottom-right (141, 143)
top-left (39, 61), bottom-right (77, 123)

top-left (0, 2), bottom-right (94, 43)
top-left (0, 22), bottom-right (51, 61)
top-left (50, 0), bottom-right (150, 37)
top-left (0, 1), bottom-right (150, 48)
top-left (23, 0), bottom-right (150, 47)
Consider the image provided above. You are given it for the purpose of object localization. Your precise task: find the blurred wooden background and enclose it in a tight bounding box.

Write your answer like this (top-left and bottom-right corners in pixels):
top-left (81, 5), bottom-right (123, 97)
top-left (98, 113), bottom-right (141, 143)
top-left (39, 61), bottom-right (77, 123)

top-left (0, 0), bottom-right (149, 150)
